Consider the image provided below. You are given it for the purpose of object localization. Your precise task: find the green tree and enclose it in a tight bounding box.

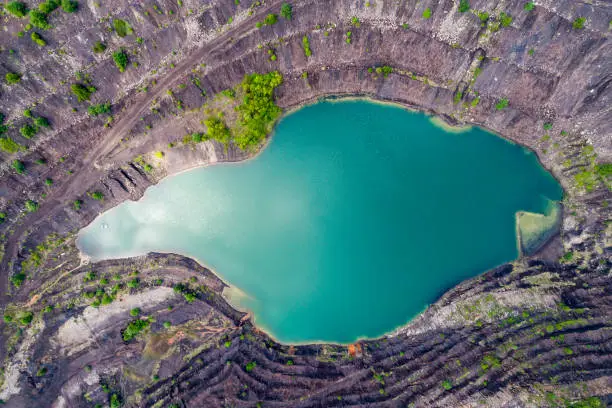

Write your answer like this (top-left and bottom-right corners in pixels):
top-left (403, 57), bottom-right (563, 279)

top-left (204, 117), bottom-right (231, 145)
top-left (524, 2), bottom-right (535, 11)
top-left (280, 2), bottom-right (292, 19)
top-left (71, 83), bottom-right (96, 101)
top-left (572, 17), bottom-right (586, 29)
top-left (92, 41), bottom-right (106, 53)
top-left (6, 1), bottom-right (28, 17)
top-left (264, 13), bottom-right (278, 25)
top-left (122, 318), bottom-right (150, 341)
top-left (130, 307), bottom-right (141, 317)
top-left (34, 117), bottom-right (50, 128)
top-left (496, 98), bottom-right (509, 110)
top-left (61, 0), bottom-right (78, 12)
top-left (458, 0), bottom-right (469, 12)
top-left (12, 159), bottom-right (25, 174)
top-left (422, 7), bottom-right (432, 19)
top-left (88, 103), bottom-right (111, 116)
top-left (31, 32), bottom-right (47, 46)
top-left (29, 10), bottom-right (51, 30)
top-left (302, 35), bottom-right (312, 57)
top-left (25, 199), bottom-right (39, 212)
top-left (113, 18), bottom-right (132, 37)
top-left (5, 72), bottom-right (21, 85)
top-left (38, 0), bottom-right (59, 13)
top-left (89, 191), bottom-right (104, 200)
top-left (112, 49), bottom-right (128, 72)
top-left (20, 124), bottom-right (38, 138)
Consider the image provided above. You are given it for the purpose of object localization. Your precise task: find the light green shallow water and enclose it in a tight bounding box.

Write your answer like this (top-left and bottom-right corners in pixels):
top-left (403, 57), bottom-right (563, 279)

top-left (77, 100), bottom-right (563, 343)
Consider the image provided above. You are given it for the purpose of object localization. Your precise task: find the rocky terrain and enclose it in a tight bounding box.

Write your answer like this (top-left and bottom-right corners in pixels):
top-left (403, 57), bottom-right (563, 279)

top-left (0, 0), bottom-right (610, 406)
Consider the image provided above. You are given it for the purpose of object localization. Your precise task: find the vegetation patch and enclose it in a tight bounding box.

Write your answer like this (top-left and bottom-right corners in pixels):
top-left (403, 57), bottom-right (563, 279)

top-left (71, 83), bottom-right (96, 102)
top-left (302, 35), bottom-right (312, 57)
top-left (113, 19), bottom-right (133, 37)
top-left (112, 49), bottom-right (129, 72)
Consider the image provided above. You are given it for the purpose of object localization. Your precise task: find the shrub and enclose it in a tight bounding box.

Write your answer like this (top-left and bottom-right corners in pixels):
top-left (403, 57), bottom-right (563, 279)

top-left (36, 367), bottom-right (48, 376)
top-left (351, 16), bottom-right (360, 27)
top-left (495, 98), bottom-right (509, 110)
top-left (25, 199), bottom-right (39, 212)
top-left (61, 0), bottom-right (78, 12)
top-left (245, 361), bottom-right (256, 372)
top-left (89, 191), bottom-right (104, 200)
top-left (19, 311), bottom-right (34, 325)
top-left (499, 12), bottom-right (512, 27)
top-left (10, 272), bottom-right (26, 287)
top-left (543, 122), bottom-right (553, 130)
top-left (127, 278), bottom-right (139, 288)
top-left (6, 1), bottom-right (28, 17)
top-left (280, 2), bottom-right (292, 20)
top-left (73, 199), bottom-right (83, 210)
top-left (112, 49), bottom-right (128, 72)
top-left (34, 117), bottom-right (50, 128)
top-left (113, 19), bottom-right (133, 37)
top-left (92, 41), bottom-right (106, 53)
top-left (5, 72), bottom-right (21, 85)
top-left (524, 1), bottom-right (535, 11)
top-left (20, 124), bottom-right (38, 138)
top-left (572, 17), bottom-right (585, 30)
top-left (129, 307), bottom-right (141, 316)
top-left (204, 117), bottom-right (231, 145)
top-left (122, 318), bottom-right (150, 341)
top-left (71, 83), bottom-right (96, 101)
top-left (478, 11), bottom-right (489, 22)
top-left (109, 393), bottom-right (122, 408)
top-left (12, 159), bottom-right (25, 174)
top-left (256, 21), bottom-right (263, 29)
top-left (302, 35), bottom-right (312, 57)
top-left (458, 0), bottom-right (469, 13)
top-left (38, 0), bottom-right (59, 13)
top-left (163, 321), bottom-right (171, 328)
top-left (31, 32), bottom-right (46, 46)
top-left (88, 103), bottom-right (111, 116)
top-left (264, 13), bottom-right (277, 25)
top-left (0, 212), bottom-right (6, 223)
top-left (29, 10), bottom-right (51, 30)
top-left (422, 7), bottom-right (432, 19)
top-left (442, 379), bottom-right (452, 390)
top-left (596, 163), bottom-right (612, 178)
top-left (0, 137), bottom-right (23, 153)
top-left (45, 178), bottom-right (53, 186)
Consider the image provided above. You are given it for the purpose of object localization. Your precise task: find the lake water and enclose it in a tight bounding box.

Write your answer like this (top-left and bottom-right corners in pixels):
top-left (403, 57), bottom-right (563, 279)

top-left (77, 100), bottom-right (563, 343)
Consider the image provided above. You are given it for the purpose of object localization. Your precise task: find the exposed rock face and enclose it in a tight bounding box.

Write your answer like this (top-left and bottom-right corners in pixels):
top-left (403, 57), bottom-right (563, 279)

top-left (0, 0), bottom-right (610, 406)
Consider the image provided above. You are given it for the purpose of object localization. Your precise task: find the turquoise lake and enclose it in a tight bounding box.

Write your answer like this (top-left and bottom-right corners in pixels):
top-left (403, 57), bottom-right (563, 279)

top-left (77, 100), bottom-right (563, 343)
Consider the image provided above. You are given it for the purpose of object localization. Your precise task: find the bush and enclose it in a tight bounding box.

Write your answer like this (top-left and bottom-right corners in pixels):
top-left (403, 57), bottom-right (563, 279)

top-left (25, 199), bottom-right (39, 212)
top-left (422, 7), bottom-right (432, 19)
top-left (280, 2), bottom-right (292, 20)
top-left (130, 307), bottom-right (141, 317)
top-left (112, 49), bottom-right (128, 72)
top-left (113, 18), bottom-right (133, 37)
top-left (204, 117), bottom-right (231, 145)
top-left (264, 13), bottom-right (278, 25)
top-left (0, 137), bottom-right (23, 153)
top-left (92, 41), bottom-right (106, 53)
top-left (109, 393), bottom-right (122, 408)
top-left (34, 117), bottom-right (50, 128)
top-left (351, 16), bottom-right (360, 27)
top-left (163, 321), bottom-right (171, 328)
top-left (458, 0), bottom-right (469, 13)
top-left (31, 32), bottom-right (46, 46)
top-left (19, 311), bottom-right (34, 325)
top-left (12, 159), bottom-right (25, 174)
top-left (38, 0), bottom-right (59, 13)
top-left (0, 212), bottom-right (6, 223)
top-left (10, 272), bottom-right (26, 287)
top-left (45, 178), bottom-right (53, 186)
top-left (71, 83), bottom-right (96, 101)
top-left (88, 103), bottom-right (111, 116)
top-left (61, 0), bottom-right (78, 12)
top-left (302, 35), bottom-right (312, 57)
top-left (73, 199), bottom-right (83, 210)
top-left (5, 72), bottom-right (21, 85)
top-left (499, 12), bottom-right (512, 27)
top-left (524, 1), bottom-right (535, 11)
top-left (6, 1), bottom-right (28, 17)
top-left (29, 10), bottom-right (50, 30)
top-left (122, 318), bottom-right (150, 341)
top-left (572, 17), bottom-right (585, 30)
top-left (245, 361), bottom-right (256, 372)
top-left (20, 124), bottom-right (38, 139)
top-left (442, 379), bottom-right (452, 390)
top-left (89, 191), bottom-right (104, 200)
top-left (36, 367), bottom-right (47, 376)
top-left (478, 11), bottom-right (489, 22)
top-left (495, 98), bottom-right (509, 110)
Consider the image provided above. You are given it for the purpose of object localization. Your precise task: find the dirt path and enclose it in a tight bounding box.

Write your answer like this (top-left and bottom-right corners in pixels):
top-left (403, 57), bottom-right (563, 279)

top-left (0, 1), bottom-right (284, 304)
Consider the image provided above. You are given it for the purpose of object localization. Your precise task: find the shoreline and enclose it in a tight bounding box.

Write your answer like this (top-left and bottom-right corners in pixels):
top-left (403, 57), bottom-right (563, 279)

top-left (74, 97), bottom-right (566, 347)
